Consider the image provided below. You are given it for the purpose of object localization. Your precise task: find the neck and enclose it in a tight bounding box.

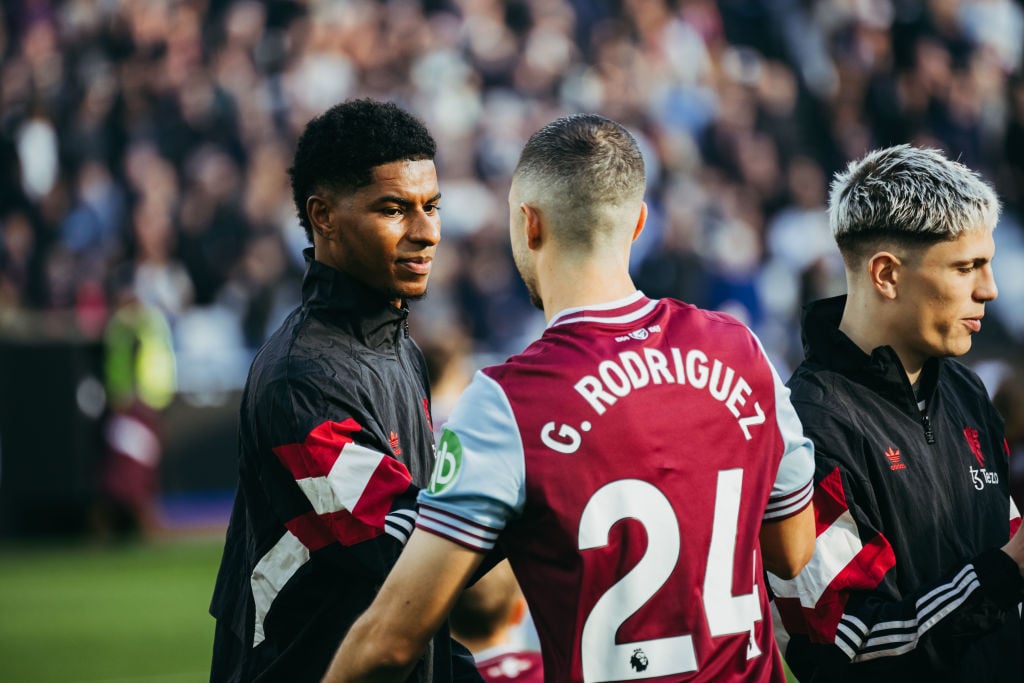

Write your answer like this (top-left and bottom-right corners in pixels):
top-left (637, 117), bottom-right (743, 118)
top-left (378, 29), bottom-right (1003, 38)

top-left (538, 250), bottom-right (637, 322)
top-left (838, 290), bottom-right (924, 385)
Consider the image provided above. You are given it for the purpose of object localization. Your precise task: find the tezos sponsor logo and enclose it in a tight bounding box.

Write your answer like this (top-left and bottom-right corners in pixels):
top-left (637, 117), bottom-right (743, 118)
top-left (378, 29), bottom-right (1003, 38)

top-left (970, 465), bottom-right (999, 490)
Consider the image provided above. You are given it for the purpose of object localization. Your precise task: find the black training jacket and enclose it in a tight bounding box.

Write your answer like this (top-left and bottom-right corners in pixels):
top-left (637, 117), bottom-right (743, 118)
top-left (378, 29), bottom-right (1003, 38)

top-left (210, 249), bottom-right (478, 683)
top-left (770, 296), bottom-right (1023, 682)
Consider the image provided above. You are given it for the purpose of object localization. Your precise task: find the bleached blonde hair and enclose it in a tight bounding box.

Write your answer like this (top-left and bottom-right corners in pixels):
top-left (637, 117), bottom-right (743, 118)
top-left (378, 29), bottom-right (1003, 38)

top-left (829, 144), bottom-right (999, 262)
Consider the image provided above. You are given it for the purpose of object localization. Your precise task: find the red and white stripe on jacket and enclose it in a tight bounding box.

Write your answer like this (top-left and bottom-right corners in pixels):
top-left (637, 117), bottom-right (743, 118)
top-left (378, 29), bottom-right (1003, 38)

top-left (250, 419), bottom-right (416, 645)
top-left (770, 463), bottom-right (1022, 662)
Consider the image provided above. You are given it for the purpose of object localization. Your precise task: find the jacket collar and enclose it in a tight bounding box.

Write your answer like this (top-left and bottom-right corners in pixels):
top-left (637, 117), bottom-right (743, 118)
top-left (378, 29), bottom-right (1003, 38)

top-left (801, 295), bottom-right (941, 410)
top-left (300, 248), bottom-right (408, 349)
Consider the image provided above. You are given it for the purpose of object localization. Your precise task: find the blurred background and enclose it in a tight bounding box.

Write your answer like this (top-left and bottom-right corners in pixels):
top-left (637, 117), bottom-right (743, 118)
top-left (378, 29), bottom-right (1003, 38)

top-left (1, 0), bottom-right (1023, 681)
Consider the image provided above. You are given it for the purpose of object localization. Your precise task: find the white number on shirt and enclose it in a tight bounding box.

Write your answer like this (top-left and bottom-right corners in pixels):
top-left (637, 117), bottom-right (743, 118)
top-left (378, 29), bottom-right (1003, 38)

top-left (577, 471), bottom-right (761, 682)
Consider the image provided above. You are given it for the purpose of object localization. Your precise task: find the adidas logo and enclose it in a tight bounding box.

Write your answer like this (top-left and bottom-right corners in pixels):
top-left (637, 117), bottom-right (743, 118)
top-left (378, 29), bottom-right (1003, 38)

top-left (885, 446), bottom-right (906, 471)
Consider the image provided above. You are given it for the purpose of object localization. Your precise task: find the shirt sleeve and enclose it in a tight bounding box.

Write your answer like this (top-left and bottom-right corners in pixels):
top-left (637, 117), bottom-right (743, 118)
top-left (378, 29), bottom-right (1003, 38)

top-left (416, 371), bottom-right (526, 552)
top-left (243, 371), bottom-right (423, 648)
top-left (269, 417), bottom-right (417, 549)
top-left (753, 334), bottom-right (814, 522)
top-left (254, 373), bottom-right (420, 555)
top-left (765, 366), bottom-right (815, 521)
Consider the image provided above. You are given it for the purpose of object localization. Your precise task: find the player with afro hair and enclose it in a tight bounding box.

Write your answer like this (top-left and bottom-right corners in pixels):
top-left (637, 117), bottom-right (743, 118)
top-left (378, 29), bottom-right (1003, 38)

top-left (289, 98), bottom-right (437, 242)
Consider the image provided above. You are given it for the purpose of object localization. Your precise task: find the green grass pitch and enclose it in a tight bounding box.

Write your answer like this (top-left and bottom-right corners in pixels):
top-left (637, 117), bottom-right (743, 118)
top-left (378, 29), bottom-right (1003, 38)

top-left (0, 533), bottom-right (800, 682)
top-left (0, 535), bottom-right (223, 683)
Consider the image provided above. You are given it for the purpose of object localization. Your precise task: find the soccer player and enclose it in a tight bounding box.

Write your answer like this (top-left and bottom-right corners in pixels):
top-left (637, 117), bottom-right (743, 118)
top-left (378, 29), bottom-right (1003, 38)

top-left (323, 113), bottom-right (816, 683)
top-left (768, 144), bottom-right (1024, 681)
top-left (208, 99), bottom-right (480, 682)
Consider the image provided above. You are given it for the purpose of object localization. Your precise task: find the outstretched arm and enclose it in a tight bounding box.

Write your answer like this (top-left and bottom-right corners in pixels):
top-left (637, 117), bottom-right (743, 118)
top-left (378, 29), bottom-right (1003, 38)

top-left (322, 530), bottom-right (486, 683)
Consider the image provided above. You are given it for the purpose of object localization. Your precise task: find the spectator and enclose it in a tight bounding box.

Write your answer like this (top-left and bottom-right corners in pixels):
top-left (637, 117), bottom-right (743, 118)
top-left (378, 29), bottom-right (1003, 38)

top-left (1, 4), bottom-right (1023, 598)
top-left (449, 561), bottom-right (543, 683)
top-left (0, 0), bottom-right (1020, 375)
top-left (94, 265), bottom-right (176, 539)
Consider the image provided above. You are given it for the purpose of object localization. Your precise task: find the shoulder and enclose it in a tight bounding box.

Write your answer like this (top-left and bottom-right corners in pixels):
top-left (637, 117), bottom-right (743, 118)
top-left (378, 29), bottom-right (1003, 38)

top-left (940, 358), bottom-right (990, 395)
top-left (785, 363), bottom-right (873, 461)
top-left (662, 300), bottom-right (771, 364)
top-left (247, 315), bottom-right (325, 402)
top-left (787, 360), bottom-right (857, 409)
top-left (652, 297), bottom-right (753, 333)
top-left (450, 370), bottom-right (517, 431)
top-left (244, 321), bottom-right (374, 444)
top-left (938, 358), bottom-right (1003, 427)
top-left (690, 304), bottom-right (751, 331)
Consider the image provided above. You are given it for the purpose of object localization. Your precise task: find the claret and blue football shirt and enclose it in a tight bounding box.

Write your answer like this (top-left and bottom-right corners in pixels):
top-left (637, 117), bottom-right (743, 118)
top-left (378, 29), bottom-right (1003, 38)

top-left (419, 292), bottom-right (813, 683)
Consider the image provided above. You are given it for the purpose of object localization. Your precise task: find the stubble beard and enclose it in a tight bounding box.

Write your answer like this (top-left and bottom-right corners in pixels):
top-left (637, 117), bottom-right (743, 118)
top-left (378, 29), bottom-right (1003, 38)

top-left (398, 288), bottom-right (428, 306)
top-left (383, 282), bottom-right (429, 308)
top-left (526, 283), bottom-right (543, 311)
top-left (511, 244), bottom-right (542, 311)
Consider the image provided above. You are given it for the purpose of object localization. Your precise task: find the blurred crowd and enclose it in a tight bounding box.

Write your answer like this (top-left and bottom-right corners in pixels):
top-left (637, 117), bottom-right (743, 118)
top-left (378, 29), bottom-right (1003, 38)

top-left (1, 0), bottom-right (1024, 416)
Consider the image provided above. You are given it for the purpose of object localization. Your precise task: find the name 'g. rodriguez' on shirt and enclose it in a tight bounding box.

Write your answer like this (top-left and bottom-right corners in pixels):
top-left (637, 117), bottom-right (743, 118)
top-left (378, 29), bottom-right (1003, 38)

top-left (572, 340), bottom-right (767, 442)
top-left (415, 293), bottom-right (813, 683)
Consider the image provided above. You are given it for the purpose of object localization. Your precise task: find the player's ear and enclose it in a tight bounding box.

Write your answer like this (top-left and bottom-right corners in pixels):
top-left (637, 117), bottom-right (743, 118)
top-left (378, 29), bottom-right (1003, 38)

top-left (868, 251), bottom-right (900, 300)
top-left (631, 202), bottom-right (648, 243)
top-left (521, 203), bottom-right (544, 250)
top-left (307, 195), bottom-right (334, 240)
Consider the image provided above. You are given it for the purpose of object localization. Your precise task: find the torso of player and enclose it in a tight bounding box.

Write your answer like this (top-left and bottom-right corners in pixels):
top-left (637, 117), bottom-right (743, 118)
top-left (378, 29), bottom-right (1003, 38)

top-left (802, 365), bottom-right (1012, 589)
top-left (487, 298), bottom-right (787, 683)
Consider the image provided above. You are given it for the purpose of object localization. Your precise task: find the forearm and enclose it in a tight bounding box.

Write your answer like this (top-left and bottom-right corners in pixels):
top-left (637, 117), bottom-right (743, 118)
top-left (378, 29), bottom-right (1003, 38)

top-left (323, 612), bottom-right (423, 683)
top-left (862, 557), bottom-right (1015, 654)
top-left (322, 531), bottom-right (486, 683)
top-left (760, 503), bottom-right (815, 579)
top-left (782, 552), bottom-right (1021, 672)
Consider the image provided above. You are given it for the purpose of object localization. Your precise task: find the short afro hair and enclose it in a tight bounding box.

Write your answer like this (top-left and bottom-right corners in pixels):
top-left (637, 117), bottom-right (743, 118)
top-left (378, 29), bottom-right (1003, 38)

top-left (289, 99), bottom-right (437, 242)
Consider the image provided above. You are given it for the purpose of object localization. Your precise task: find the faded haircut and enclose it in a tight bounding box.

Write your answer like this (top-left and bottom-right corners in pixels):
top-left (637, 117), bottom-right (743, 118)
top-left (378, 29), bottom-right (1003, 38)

top-left (513, 113), bottom-right (645, 249)
top-left (829, 144), bottom-right (999, 263)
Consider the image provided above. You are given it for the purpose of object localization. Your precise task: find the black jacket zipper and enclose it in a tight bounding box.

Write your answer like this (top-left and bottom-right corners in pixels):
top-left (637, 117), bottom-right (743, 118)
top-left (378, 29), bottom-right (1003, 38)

top-left (921, 413), bottom-right (935, 444)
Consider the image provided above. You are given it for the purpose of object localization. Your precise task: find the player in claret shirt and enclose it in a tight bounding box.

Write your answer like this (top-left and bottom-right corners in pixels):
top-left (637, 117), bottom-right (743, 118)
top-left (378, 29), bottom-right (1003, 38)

top-left (325, 113), bottom-right (817, 683)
